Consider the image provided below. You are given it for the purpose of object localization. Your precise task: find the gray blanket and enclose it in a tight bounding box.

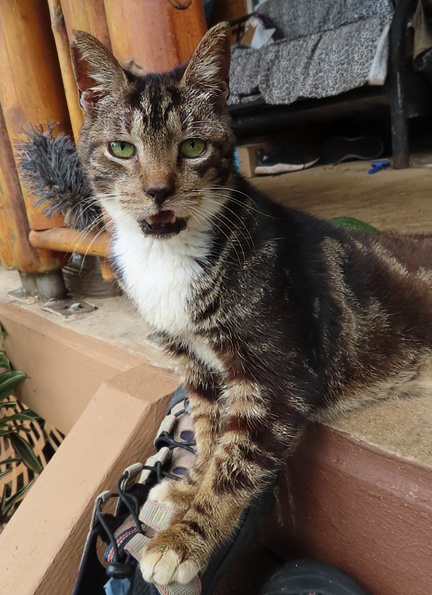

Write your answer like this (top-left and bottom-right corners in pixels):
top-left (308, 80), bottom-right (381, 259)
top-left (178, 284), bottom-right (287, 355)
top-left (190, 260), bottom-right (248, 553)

top-left (228, 0), bottom-right (394, 106)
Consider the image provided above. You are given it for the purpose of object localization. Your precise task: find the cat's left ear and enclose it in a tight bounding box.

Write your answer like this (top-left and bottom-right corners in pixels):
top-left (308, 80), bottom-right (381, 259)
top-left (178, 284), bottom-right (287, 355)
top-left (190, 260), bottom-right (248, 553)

top-left (181, 22), bottom-right (231, 105)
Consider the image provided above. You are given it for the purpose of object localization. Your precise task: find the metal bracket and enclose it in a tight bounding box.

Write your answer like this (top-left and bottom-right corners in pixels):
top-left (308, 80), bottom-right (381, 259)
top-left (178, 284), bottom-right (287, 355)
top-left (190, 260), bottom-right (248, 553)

top-left (41, 298), bottom-right (97, 318)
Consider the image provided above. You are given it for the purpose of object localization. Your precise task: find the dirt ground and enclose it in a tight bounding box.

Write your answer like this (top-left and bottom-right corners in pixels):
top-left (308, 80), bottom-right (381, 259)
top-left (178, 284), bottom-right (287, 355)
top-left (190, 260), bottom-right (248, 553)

top-left (255, 156), bottom-right (432, 233)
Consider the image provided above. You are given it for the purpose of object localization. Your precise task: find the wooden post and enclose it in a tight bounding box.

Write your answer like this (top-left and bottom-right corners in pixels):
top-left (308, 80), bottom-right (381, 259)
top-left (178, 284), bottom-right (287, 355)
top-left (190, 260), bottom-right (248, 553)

top-left (104, 0), bottom-right (207, 70)
top-left (59, 0), bottom-right (112, 47)
top-left (0, 0), bottom-right (71, 232)
top-left (47, 0), bottom-right (84, 142)
top-left (168, 0), bottom-right (208, 65)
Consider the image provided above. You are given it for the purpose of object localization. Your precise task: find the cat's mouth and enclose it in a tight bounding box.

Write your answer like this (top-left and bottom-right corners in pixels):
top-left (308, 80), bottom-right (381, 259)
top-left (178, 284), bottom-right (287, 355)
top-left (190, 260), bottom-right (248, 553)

top-left (138, 210), bottom-right (187, 237)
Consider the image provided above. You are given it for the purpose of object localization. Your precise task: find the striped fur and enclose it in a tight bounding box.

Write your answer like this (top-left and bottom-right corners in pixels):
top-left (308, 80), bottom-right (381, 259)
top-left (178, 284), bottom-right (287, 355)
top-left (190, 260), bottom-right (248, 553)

top-left (72, 24), bottom-right (432, 585)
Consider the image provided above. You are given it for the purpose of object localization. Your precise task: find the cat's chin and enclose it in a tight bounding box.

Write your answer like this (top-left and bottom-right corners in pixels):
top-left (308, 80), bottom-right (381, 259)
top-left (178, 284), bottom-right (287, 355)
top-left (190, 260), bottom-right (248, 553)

top-left (138, 214), bottom-right (188, 238)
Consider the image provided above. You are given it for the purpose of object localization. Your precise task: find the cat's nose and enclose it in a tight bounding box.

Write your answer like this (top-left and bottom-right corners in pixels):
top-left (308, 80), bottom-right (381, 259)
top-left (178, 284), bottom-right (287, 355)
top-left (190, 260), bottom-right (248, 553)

top-left (146, 186), bottom-right (173, 206)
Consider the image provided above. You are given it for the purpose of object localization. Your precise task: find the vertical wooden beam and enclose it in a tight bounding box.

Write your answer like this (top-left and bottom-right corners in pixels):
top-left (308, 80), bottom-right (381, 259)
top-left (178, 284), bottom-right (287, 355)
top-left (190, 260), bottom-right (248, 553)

top-left (0, 106), bottom-right (63, 274)
top-left (59, 0), bottom-right (111, 48)
top-left (48, 0), bottom-right (84, 142)
top-left (168, 0), bottom-right (208, 65)
top-left (0, 0), bottom-right (71, 232)
top-left (104, 0), bottom-right (206, 71)
top-left (51, 0), bottom-right (112, 137)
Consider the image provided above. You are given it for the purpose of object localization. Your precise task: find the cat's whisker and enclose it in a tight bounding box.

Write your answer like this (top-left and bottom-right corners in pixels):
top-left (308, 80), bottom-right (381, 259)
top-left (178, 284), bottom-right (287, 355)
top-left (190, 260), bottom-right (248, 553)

top-left (200, 212), bottom-right (247, 268)
top-left (67, 215), bottom-right (107, 255)
top-left (187, 205), bottom-right (245, 268)
top-left (189, 186), bottom-right (275, 220)
top-left (199, 196), bottom-right (256, 251)
top-left (209, 186), bottom-right (278, 219)
top-left (201, 206), bottom-right (254, 256)
top-left (73, 202), bottom-right (103, 231)
top-left (183, 190), bottom-right (254, 252)
top-left (80, 224), bottom-right (110, 266)
top-left (186, 190), bottom-right (257, 252)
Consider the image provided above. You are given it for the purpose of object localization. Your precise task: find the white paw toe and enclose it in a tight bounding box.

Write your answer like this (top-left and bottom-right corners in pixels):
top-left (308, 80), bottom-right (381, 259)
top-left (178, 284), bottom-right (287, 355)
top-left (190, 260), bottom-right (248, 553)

top-left (176, 559), bottom-right (200, 584)
top-left (148, 480), bottom-right (174, 505)
top-left (140, 549), bottom-right (181, 585)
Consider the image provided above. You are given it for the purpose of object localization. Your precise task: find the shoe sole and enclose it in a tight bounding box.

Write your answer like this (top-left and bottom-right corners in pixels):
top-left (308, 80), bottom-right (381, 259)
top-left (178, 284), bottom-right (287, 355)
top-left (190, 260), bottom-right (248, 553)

top-left (257, 560), bottom-right (370, 594)
top-left (320, 136), bottom-right (384, 165)
top-left (255, 157), bottom-right (319, 175)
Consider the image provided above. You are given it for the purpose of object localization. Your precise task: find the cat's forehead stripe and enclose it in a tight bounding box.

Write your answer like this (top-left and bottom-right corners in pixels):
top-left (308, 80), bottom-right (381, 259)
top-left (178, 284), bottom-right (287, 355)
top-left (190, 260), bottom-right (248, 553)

top-left (128, 74), bottom-right (182, 132)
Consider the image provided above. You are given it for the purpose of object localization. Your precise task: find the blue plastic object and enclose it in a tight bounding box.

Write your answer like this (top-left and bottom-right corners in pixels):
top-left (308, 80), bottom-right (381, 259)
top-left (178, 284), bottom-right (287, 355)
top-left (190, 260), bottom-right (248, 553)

top-left (104, 578), bottom-right (131, 595)
top-left (368, 160), bottom-right (391, 174)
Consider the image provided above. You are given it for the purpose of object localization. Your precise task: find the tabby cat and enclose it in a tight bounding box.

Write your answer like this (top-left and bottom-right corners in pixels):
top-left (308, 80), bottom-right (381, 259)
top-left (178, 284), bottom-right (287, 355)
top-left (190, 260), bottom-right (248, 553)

top-left (72, 23), bottom-right (432, 586)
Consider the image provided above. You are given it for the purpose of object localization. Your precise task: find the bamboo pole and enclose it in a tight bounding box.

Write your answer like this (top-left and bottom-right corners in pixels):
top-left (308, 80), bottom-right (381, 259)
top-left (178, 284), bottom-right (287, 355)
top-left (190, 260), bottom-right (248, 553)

top-left (47, 0), bottom-right (84, 142)
top-left (52, 0), bottom-right (112, 137)
top-left (0, 0), bottom-right (70, 232)
top-left (168, 0), bottom-right (207, 65)
top-left (59, 0), bottom-right (111, 48)
top-left (104, 0), bottom-right (206, 71)
top-left (29, 229), bottom-right (110, 259)
top-left (0, 106), bottom-right (64, 274)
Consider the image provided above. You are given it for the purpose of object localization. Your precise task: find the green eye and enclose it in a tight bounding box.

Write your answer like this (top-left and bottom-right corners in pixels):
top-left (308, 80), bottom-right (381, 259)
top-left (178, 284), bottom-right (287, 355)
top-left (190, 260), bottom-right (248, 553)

top-left (108, 141), bottom-right (135, 159)
top-left (179, 138), bottom-right (206, 158)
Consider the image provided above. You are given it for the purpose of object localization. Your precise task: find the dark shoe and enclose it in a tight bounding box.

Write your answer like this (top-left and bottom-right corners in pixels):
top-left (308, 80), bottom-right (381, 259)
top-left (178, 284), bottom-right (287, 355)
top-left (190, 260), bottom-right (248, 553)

top-left (319, 136), bottom-right (384, 165)
top-left (73, 386), bottom-right (276, 595)
top-left (258, 560), bottom-right (370, 595)
top-left (255, 144), bottom-right (319, 175)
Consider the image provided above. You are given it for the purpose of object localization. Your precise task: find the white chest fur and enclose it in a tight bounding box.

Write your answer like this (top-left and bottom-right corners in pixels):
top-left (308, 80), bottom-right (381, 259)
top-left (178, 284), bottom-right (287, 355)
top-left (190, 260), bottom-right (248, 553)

top-left (111, 220), bottom-right (210, 337)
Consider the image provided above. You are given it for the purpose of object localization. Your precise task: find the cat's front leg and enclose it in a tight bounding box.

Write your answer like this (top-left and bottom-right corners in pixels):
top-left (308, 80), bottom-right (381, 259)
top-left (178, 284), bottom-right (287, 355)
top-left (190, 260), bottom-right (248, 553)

top-left (141, 379), bottom-right (308, 585)
top-left (147, 366), bottom-right (223, 522)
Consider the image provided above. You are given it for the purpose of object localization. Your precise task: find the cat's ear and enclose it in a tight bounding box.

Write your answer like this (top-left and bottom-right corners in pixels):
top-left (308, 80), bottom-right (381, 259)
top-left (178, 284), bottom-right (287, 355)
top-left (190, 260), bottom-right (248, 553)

top-left (71, 31), bottom-right (128, 115)
top-left (181, 22), bottom-right (231, 104)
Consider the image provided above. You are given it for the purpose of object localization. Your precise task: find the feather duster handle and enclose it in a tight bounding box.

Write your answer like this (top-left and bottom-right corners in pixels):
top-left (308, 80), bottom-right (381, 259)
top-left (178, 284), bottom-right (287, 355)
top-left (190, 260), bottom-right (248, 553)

top-left (16, 125), bottom-right (101, 230)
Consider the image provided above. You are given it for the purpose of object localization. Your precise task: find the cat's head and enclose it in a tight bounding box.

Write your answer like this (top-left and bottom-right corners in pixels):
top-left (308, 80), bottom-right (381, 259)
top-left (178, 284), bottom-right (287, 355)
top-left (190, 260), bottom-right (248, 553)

top-left (71, 23), bottom-right (235, 239)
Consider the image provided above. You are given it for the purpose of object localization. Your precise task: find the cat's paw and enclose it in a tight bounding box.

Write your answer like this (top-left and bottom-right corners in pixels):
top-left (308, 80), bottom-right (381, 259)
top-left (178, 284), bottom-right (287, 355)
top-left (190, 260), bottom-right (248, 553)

top-left (148, 480), bottom-right (176, 506)
top-left (149, 478), bottom-right (196, 516)
top-left (140, 523), bottom-right (205, 585)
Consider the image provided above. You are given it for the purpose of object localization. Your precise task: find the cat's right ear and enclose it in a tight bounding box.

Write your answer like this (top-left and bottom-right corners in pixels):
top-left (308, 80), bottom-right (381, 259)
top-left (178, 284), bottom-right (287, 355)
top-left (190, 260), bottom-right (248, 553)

top-left (181, 22), bottom-right (231, 105)
top-left (71, 31), bottom-right (127, 116)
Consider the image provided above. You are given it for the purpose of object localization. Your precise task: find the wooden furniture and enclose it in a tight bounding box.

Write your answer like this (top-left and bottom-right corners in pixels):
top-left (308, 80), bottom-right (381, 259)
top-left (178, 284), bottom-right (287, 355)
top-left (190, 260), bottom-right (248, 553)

top-left (230, 0), bottom-right (429, 170)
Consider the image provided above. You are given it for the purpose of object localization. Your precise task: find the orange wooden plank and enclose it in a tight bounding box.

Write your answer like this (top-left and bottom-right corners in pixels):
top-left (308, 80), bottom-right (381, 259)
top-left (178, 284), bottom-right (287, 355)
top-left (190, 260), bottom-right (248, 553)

top-left (29, 228), bottom-right (110, 259)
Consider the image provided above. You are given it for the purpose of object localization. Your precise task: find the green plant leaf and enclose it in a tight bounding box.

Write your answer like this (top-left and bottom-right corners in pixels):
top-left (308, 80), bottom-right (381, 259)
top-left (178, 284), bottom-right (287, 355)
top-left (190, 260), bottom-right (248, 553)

top-left (0, 469), bottom-right (12, 481)
top-left (0, 370), bottom-right (26, 402)
top-left (1, 411), bottom-right (40, 424)
top-left (0, 458), bottom-right (22, 481)
top-left (0, 428), bottom-right (14, 437)
top-left (8, 433), bottom-right (43, 474)
top-left (330, 216), bottom-right (380, 235)
top-left (0, 456), bottom-right (22, 469)
top-left (0, 477), bottom-right (36, 520)
top-left (0, 424), bottom-right (33, 435)
top-left (0, 351), bottom-right (11, 373)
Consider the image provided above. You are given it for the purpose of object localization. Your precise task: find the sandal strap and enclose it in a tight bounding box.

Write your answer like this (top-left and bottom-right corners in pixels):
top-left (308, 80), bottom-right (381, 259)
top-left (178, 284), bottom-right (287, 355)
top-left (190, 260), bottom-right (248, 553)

top-left (139, 499), bottom-right (175, 532)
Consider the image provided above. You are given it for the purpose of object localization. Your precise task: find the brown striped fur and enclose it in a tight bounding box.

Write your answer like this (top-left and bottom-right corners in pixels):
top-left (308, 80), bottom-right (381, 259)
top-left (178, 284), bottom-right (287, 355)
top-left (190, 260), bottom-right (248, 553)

top-left (72, 24), bottom-right (432, 585)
